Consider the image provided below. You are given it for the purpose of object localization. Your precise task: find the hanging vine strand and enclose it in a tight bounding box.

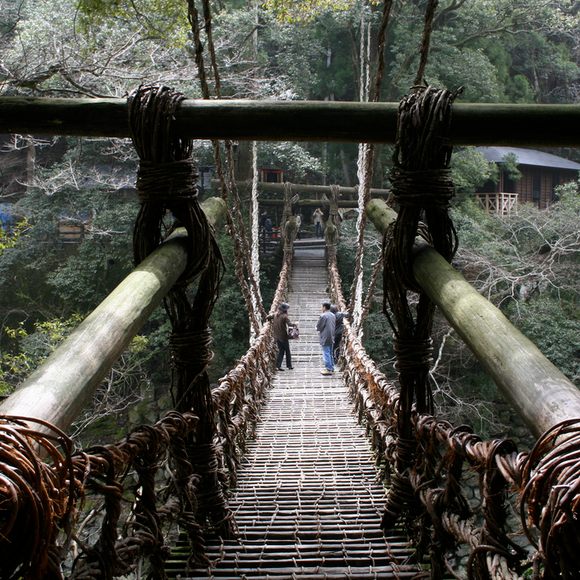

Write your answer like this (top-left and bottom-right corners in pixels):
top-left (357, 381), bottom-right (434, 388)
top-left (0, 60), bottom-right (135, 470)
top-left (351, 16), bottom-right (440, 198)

top-left (349, 0), bottom-right (394, 334)
top-left (415, 0), bottom-right (439, 86)
top-left (129, 84), bottom-right (233, 540)
top-left (187, 0), bottom-right (266, 334)
top-left (381, 85), bottom-right (461, 547)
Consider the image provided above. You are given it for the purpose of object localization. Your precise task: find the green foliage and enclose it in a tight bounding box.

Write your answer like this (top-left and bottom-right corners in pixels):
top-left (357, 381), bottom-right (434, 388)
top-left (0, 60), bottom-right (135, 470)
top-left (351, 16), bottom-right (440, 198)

top-left (508, 296), bottom-right (579, 383)
top-left (452, 188), bottom-right (579, 385)
top-left (259, 143), bottom-right (322, 180)
top-left (0, 218), bottom-right (29, 255)
top-left (451, 148), bottom-right (498, 198)
top-left (261, 0), bottom-right (367, 24)
top-left (501, 152), bottom-right (522, 182)
top-left (1, 314), bottom-right (80, 394)
top-left (77, 0), bottom-right (189, 45)
top-left (207, 232), bottom-right (251, 379)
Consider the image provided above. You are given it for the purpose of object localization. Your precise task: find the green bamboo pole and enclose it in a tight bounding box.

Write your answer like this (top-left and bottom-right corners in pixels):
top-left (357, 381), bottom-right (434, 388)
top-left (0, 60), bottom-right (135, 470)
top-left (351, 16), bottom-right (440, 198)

top-left (1, 97), bottom-right (580, 145)
top-left (230, 180), bottom-right (391, 197)
top-left (0, 198), bottom-right (227, 432)
top-left (366, 198), bottom-right (580, 438)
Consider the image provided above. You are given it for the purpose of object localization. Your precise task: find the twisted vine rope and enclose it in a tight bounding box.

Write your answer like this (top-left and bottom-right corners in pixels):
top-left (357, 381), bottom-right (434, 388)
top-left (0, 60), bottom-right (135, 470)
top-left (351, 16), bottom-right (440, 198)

top-left (187, 0), bottom-right (266, 335)
top-left (0, 416), bottom-right (76, 580)
top-left (382, 86), bottom-right (460, 535)
top-left (0, 411), bottom-right (208, 579)
top-left (129, 84), bottom-right (233, 540)
top-left (349, 0), bottom-right (394, 333)
top-left (213, 226), bottom-right (294, 485)
top-left (520, 419), bottom-right (580, 580)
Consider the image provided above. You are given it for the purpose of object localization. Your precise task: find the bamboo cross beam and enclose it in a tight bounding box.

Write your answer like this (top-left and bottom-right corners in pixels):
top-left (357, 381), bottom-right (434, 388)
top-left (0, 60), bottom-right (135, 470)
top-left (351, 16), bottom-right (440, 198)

top-left (250, 199), bottom-right (365, 208)
top-left (0, 198), bottom-right (227, 432)
top-left (1, 97), bottom-right (580, 145)
top-left (232, 181), bottom-right (391, 197)
top-left (366, 198), bottom-right (580, 438)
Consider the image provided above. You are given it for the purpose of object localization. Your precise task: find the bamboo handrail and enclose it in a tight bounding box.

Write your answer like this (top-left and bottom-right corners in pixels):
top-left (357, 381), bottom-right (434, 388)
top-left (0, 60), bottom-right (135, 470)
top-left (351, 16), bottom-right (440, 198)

top-left (0, 198), bottom-right (227, 432)
top-left (1, 97), bottom-right (580, 145)
top-left (366, 198), bottom-right (580, 438)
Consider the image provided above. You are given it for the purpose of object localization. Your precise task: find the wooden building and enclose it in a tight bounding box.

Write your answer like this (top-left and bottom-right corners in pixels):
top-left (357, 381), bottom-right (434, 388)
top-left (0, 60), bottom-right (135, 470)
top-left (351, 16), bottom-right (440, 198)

top-left (476, 146), bottom-right (580, 214)
top-left (259, 167), bottom-right (285, 183)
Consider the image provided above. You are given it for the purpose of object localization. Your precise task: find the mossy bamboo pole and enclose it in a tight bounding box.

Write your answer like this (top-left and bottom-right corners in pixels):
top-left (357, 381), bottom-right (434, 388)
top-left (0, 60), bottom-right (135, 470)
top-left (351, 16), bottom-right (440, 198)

top-left (230, 180), bottom-right (391, 197)
top-left (252, 199), bottom-right (365, 208)
top-left (0, 198), bottom-right (227, 432)
top-left (366, 198), bottom-right (580, 438)
top-left (1, 97), bottom-right (580, 145)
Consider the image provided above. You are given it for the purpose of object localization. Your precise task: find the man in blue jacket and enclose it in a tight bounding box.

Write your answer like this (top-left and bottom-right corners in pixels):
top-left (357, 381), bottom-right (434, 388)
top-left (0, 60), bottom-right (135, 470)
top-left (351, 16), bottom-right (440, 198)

top-left (316, 301), bottom-right (336, 375)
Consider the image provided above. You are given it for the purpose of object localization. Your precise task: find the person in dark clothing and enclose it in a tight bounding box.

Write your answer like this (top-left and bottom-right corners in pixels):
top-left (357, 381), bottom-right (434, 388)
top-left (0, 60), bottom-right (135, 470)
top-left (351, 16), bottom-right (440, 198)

top-left (330, 305), bottom-right (351, 363)
top-left (316, 301), bottom-right (335, 375)
top-left (271, 302), bottom-right (295, 370)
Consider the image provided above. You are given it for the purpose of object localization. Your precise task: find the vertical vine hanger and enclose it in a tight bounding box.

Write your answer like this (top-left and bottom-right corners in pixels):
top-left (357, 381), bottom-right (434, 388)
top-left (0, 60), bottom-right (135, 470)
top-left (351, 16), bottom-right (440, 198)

top-left (381, 85), bottom-right (460, 532)
top-left (187, 0), bottom-right (266, 335)
top-left (128, 84), bottom-right (233, 540)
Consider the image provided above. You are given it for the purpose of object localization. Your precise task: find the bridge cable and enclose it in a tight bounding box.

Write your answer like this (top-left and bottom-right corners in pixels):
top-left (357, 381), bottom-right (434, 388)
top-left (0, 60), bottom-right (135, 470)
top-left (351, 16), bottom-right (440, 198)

top-left (198, 0), bottom-right (267, 328)
top-left (349, 0), bottom-right (394, 335)
top-left (187, 1), bottom-right (266, 336)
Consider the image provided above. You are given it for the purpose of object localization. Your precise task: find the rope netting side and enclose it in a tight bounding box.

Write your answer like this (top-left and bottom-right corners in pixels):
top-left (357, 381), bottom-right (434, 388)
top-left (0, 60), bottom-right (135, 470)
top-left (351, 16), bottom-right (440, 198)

top-left (68, 412), bottom-right (208, 577)
top-left (329, 80), bottom-right (580, 578)
top-left (212, 237), bottom-right (294, 486)
top-left (0, 411), bottom-right (208, 579)
top-left (328, 254), bottom-right (528, 578)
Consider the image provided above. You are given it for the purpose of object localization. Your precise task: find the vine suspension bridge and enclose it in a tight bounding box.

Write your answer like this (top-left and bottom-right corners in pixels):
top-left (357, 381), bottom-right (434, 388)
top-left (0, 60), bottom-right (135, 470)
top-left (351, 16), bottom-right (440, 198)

top-left (1, 91), bottom-right (580, 580)
top-left (170, 240), bottom-right (419, 578)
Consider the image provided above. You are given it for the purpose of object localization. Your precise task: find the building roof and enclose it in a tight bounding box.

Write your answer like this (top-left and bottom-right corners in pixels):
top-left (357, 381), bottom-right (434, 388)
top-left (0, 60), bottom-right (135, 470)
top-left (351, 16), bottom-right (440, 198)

top-left (476, 147), bottom-right (580, 171)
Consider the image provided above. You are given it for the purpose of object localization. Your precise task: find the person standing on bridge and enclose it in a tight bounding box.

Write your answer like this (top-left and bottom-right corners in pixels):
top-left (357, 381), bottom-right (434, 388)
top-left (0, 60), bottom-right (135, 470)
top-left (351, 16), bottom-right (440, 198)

top-left (316, 301), bottom-right (335, 375)
top-left (312, 207), bottom-right (324, 238)
top-left (272, 302), bottom-right (295, 371)
top-left (330, 305), bottom-right (351, 364)
top-left (295, 212), bottom-right (302, 239)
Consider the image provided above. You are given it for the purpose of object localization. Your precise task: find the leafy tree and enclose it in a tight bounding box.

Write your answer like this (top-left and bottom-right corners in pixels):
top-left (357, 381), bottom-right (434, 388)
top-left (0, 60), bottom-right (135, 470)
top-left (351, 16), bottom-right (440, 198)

top-left (0, 0), bottom-right (194, 97)
top-left (451, 147), bottom-right (498, 199)
top-left (0, 314), bottom-right (153, 441)
top-left (262, 0), bottom-right (378, 24)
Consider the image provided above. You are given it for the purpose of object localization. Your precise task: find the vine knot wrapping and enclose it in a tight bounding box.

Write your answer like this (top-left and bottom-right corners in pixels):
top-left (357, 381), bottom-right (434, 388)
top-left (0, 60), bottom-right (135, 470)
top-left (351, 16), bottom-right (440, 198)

top-left (170, 330), bottom-right (213, 372)
top-left (129, 84), bottom-right (212, 284)
top-left (393, 337), bottom-right (433, 373)
top-left (136, 159), bottom-right (198, 202)
top-left (382, 86), bottom-right (459, 541)
top-left (389, 167), bottom-right (454, 209)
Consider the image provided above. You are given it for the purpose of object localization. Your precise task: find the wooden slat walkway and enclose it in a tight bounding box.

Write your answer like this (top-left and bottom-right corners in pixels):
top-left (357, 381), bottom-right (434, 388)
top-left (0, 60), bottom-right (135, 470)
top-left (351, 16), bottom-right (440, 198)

top-left (170, 243), bottom-right (421, 579)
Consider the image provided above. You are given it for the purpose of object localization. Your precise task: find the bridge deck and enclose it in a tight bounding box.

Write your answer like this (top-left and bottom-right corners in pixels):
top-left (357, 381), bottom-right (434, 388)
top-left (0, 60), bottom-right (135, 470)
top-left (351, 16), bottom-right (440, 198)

top-left (170, 244), bottom-right (421, 578)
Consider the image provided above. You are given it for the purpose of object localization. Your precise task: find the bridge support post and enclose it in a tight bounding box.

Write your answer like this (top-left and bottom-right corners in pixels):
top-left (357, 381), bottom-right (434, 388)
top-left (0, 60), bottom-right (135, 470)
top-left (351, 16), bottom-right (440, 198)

top-left (366, 198), bottom-right (580, 438)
